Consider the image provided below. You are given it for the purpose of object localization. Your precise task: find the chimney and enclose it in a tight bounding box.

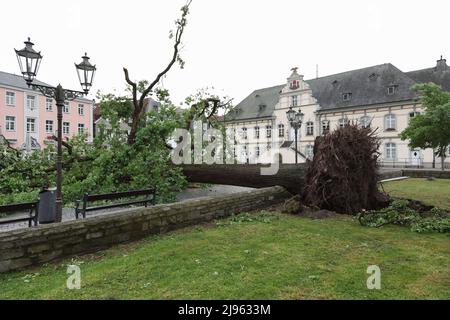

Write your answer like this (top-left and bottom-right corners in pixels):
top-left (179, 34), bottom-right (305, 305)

top-left (436, 55), bottom-right (447, 70)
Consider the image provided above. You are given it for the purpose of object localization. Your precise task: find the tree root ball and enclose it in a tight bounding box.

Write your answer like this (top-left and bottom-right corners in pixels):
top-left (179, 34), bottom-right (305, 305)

top-left (302, 124), bottom-right (388, 215)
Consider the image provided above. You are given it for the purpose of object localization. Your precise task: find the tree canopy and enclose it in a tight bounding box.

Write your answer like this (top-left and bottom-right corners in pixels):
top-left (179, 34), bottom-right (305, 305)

top-left (400, 83), bottom-right (450, 170)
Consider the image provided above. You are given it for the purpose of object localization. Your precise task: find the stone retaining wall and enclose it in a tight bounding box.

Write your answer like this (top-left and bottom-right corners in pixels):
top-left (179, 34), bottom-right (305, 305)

top-left (402, 169), bottom-right (450, 179)
top-left (0, 186), bottom-right (291, 273)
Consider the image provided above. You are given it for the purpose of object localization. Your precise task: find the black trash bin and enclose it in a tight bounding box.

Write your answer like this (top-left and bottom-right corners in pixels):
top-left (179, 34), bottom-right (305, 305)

top-left (38, 188), bottom-right (57, 224)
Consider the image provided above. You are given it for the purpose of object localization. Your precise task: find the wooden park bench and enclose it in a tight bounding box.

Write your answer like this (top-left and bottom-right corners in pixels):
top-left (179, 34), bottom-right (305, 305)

top-left (75, 188), bottom-right (156, 219)
top-left (0, 201), bottom-right (39, 227)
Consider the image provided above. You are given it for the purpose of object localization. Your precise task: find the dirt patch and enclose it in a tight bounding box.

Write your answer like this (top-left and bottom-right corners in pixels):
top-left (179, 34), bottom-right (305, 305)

top-left (300, 209), bottom-right (340, 220)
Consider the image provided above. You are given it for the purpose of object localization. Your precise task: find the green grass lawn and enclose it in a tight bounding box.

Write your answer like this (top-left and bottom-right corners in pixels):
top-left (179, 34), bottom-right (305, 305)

top-left (0, 212), bottom-right (449, 300)
top-left (0, 178), bottom-right (449, 300)
top-left (381, 178), bottom-right (450, 210)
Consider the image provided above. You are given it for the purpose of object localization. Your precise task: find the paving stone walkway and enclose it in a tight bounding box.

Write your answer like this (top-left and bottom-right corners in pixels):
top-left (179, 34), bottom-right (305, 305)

top-left (0, 185), bottom-right (254, 233)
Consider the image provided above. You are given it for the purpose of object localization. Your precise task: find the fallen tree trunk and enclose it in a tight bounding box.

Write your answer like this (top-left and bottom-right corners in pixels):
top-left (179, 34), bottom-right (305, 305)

top-left (181, 164), bottom-right (308, 194)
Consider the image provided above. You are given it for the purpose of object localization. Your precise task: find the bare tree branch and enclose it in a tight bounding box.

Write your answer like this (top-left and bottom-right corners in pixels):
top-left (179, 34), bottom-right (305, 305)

top-left (124, 0), bottom-right (192, 145)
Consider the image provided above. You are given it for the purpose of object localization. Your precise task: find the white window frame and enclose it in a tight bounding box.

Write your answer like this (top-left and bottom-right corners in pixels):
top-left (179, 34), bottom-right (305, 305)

top-left (291, 95), bottom-right (298, 107)
top-left (78, 104), bottom-right (84, 116)
top-left (360, 116), bottom-right (371, 128)
top-left (342, 93), bottom-right (352, 101)
top-left (63, 122), bottom-right (70, 135)
top-left (45, 120), bottom-right (54, 133)
top-left (384, 114), bottom-right (397, 131)
top-left (26, 117), bottom-right (36, 133)
top-left (5, 91), bottom-right (16, 106)
top-left (254, 126), bottom-right (260, 139)
top-left (322, 120), bottom-right (330, 134)
top-left (255, 145), bottom-right (260, 158)
top-left (278, 124), bottom-right (285, 138)
top-left (266, 125), bottom-right (272, 138)
top-left (241, 127), bottom-right (248, 140)
top-left (46, 98), bottom-right (53, 112)
top-left (5, 116), bottom-right (16, 131)
top-left (306, 122), bottom-right (314, 136)
top-left (338, 118), bottom-right (347, 128)
top-left (385, 143), bottom-right (397, 160)
top-left (26, 95), bottom-right (36, 110)
top-left (387, 86), bottom-right (396, 95)
top-left (305, 145), bottom-right (314, 160)
top-left (63, 102), bottom-right (70, 113)
top-left (78, 123), bottom-right (85, 134)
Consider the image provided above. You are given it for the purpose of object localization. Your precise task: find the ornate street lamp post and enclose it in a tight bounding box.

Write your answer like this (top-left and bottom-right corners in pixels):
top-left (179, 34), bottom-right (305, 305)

top-left (286, 106), bottom-right (304, 164)
top-left (15, 38), bottom-right (96, 222)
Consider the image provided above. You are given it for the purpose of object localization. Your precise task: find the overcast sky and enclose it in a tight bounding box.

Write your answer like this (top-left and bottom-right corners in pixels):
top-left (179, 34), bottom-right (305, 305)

top-left (1, 0), bottom-right (449, 106)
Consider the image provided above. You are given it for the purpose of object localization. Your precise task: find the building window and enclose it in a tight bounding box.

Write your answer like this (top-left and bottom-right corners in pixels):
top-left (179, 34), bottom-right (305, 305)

top-left (63, 102), bottom-right (69, 113)
top-left (306, 121), bottom-right (314, 136)
top-left (78, 123), bottom-right (85, 134)
top-left (360, 116), bottom-right (371, 128)
top-left (63, 122), bottom-right (70, 135)
top-left (78, 104), bottom-right (84, 116)
top-left (241, 127), bottom-right (248, 140)
top-left (267, 143), bottom-right (272, 151)
top-left (255, 145), bottom-right (260, 158)
top-left (26, 95), bottom-right (36, 109)
top-left (26, 118), bottom-right (36, 133)
top-left (278, 124), bottom-right (285, 138)
top-left (46, 98), bottom-right (53, 111)
top-left (385, 143), bottom-right (397, 160)
top-left (45, 120), bottom-right (54, 133)
top-left (342, 93), bottom-right (352, 101)
top-left (290, 80), bottom-right (299, 90)
top-left (266, 125), bottom-right (272, 138)
top-left (291, 95), bottom-right (298, 107)
top-left (5, 116), bottom-right (15, 131)
top-left (387, 86), bottom-right (396, 95)
top-left (322, 120), bottom-right (330, 134)
top-left (409, 111), bottom-right (420, 119)
top-left (6, 92), bottom-right (16, 106)
top-left (305, 145), bottom-right (314, 160)
top-left (384, 114), bottom-right (397, 131)
top-left (338, 118), bottom-right (348, 128)
top-left (254, 126), bottom-right (260, 139)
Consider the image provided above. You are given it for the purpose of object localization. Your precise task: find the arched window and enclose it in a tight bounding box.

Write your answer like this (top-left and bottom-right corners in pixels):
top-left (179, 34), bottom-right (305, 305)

top-left (384, 114), bottom-right (397, 131)
top-left (306, 122), bottom-right (314, 136)
top-left (305, 145), bottom-right (314, 160)
top-left (385, 143), bottom-right (397, 160)
top-left (290, 80), bottom-right (299, 90)
top-left (278, 124), bottom-right (285, 138)
top-left (360, 116), bottom-right (371, 128)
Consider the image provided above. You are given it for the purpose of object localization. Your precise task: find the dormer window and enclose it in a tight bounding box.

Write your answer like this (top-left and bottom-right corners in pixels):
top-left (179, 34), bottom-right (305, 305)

top-left (369, 73), bottom-right (379, 81)
top-left (387, 86), bottom-right (396, 95)
top-left (259, 104), bottom-right (266, 111)
top-left (290, 80), bottom-right (299, 90)
top-left (342, 93), bottom-right (352, 101)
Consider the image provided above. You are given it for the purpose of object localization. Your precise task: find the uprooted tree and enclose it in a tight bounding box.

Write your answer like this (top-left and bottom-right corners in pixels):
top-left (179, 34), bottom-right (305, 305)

top-left (302, 123), bottom-right (389, 215)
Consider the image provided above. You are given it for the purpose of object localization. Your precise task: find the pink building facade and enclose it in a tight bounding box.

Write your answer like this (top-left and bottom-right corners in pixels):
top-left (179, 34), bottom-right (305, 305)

top-left (0, 71), bottom-right (94, 151)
